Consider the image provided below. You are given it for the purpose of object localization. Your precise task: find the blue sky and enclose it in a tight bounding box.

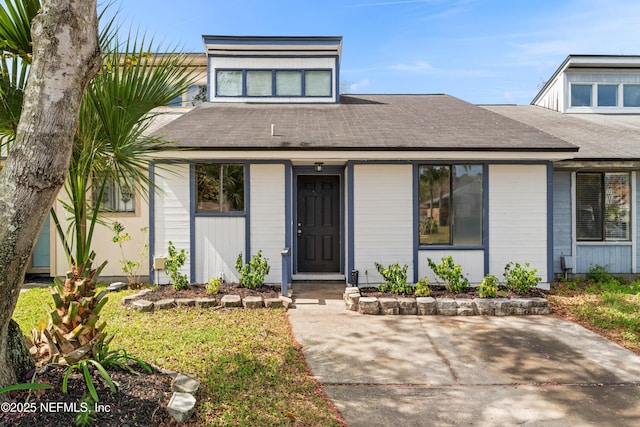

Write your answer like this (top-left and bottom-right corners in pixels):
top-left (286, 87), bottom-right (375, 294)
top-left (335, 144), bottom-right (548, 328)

top-left (104, 0), bottom-right (640, 105)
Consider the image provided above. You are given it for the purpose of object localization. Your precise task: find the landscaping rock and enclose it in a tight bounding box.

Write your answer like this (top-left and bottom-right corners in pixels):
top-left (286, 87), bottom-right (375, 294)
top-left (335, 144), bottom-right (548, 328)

top-left (106, 282), bottom-right (127, 292)
top-left (136, 289), bottom-right (152, 297)
top-left (379, 298), bottom-right (399, 315)
top-left (221, 295), bottom-right (242, 308)
top-left (436, 298), bottom-right (457, 316)
top-left (416, 297), bottom-right (436, 315)
top-left (344, 286), bottom-right (360, 295)
top-left (456, 300), bottom-right (477, 316)
top-left (358, 297), bottom-right (380, 315)
top-left (345, 293), bottom-right (360, 311)
top-left (154, 299), bottom-right (176, 310)
top-left (175, 298), bottom-right (197, 307)
top-left (121, 295), bottom-right (137, 306)
top-left (172, 373), bottom-right (200, 394)
top-left (265, 298), bottom-right (284, 308)
top-left (494, 299), bottom-right (513, 316)
top-left (131, 300), bottom-right (154, 312)
top-left (194, 297), bottom-right (217, 308)
top-left (397, 297), bottom-right (417, 315)
top-left (475, 299), bottom-right (496, 316)
top-left (510, 298), bottom-right (532, 315)
top-left (532, 306), bottom-right (551, 315)
top-left (167, 392), bottom-right (196, 423)
top-left (243, 296), bottom-right (264, 309)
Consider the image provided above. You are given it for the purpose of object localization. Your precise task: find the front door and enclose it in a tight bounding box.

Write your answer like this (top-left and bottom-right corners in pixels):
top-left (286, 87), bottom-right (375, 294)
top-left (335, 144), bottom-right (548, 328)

top-left (296, 175), bottom-right (340, 272)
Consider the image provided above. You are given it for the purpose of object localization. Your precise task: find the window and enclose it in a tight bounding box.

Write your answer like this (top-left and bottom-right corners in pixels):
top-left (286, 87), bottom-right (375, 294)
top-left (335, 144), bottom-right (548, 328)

top-left (98, 178), bottom-right (135, 213)
top-left (623, 84), bottom-right (640, 107)
top-left (195, 164), bottom-right (245, 213)
top-left (214, 69), bottom-right (332, 98)
top-left (597, 85), bottom-right (618, 107)
top-left (576, 172), bottom-right (631, 241)
top-left (418, 165), bottom-right (483, 246)
top-left (571, 84), bottom-right (592, 107)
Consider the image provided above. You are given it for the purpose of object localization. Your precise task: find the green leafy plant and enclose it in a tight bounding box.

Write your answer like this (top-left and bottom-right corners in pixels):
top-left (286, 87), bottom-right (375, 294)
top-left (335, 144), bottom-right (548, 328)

top-left (112, 222), bottom-right (148, 288)
top-left (374, 262), bottom-right (412, 295)
top-left (62, 359), bottom-right (117, 403)
top-left (414, 277), bottom-right (431, 297)
top-left (75, 394), bottom-right (96, 427)
top-left (478, 274), bottom-right (499, 298)
top-left (206, 277), bottom-right (221, 294)
top-left (235, 251), bottom-right (270, 289)
top-left (0, 382), bottom-right (52, 394)
top-left (427, 255), bottom-right (469, 293)
top-left (586, 264), bottom-right (613, 283)
top-left (94, 336), bottom-right (152, 375)
top-left (165, 241), bottom-right (188, 290)
top-left (503, 262), bottom-right (541, 295)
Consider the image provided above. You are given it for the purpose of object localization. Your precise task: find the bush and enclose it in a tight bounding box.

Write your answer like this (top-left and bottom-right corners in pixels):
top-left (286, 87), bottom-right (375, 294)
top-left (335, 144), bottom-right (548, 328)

top-left (414, 277), bottom-right (431, 297)
top-left (586, 264), bottom-right (613, 283)
top-left (235, 250), bottom-right (270, 289)
top-left (165, 241), bottom-right (188, 290)
top-left (206, 277), bottom-right (221, 294)
top-left (374, 262), bottom-right (412, 295)
top-left (503, 262), bottom-right (540, 295)
top-left (477, 274), bottom-right (499, 298)
top-left (427, 256), bottom-right (469, 293)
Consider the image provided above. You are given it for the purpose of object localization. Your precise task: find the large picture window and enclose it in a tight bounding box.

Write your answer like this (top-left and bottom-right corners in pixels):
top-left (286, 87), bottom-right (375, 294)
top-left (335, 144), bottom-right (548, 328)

top-left (215, 69), bottom-right (332, 98)
top-left (577, 172), bottom-right (631, 241)
top-left (195, 164), bottom-right (245, 213)
top-left (418, 165), bottom-right (483, 246)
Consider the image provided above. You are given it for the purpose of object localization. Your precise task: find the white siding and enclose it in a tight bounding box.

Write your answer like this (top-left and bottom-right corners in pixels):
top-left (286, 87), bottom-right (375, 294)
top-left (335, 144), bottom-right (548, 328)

top-left (154, 164), bottom-right (191, 284)
top-left (195, 217), bottom-right (245, 283)
top-left (418, 250), bottom-right (485, 284)
top-left (250, 164), bottom-right (286, 284)
top-left (353, 164), bottom-right (413, 285)
top-left (489, 164), bottom-right (548, 280)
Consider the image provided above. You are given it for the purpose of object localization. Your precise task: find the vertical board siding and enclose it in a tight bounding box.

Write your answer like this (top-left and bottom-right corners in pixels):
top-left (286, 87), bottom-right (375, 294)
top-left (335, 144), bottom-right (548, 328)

top-left (195, 217), bottom-right (245, 283)
top-left (250, 164), bottom-right (286, 284)
top-left (553, 171), bottom-right (573, 273)
top-left (489, 165), bottom-right (548, 279)
top-left (635, 171), bottom-right (639, 274)
top-left (418, 250), bottom-right (485, 283)
top-left (576, 245), bottom-right (632, 273)
top-left (353, 164), bottom-right (413, 285)
top-left (154, 164), bottom-right (191, 284)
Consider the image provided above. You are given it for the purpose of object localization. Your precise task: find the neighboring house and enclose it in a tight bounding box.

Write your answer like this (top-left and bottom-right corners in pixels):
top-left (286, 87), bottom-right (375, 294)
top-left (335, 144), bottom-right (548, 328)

top-left (147, 36), bottom-right (578, 286)
top-left (485, 55), bottom-right (640, 275)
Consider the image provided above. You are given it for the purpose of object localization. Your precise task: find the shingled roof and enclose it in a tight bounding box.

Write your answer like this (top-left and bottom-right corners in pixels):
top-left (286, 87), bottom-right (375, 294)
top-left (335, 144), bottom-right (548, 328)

top-left (152, 94), bottom-right (577, 152)
top-left (483, 104), bottom-right (640, 160)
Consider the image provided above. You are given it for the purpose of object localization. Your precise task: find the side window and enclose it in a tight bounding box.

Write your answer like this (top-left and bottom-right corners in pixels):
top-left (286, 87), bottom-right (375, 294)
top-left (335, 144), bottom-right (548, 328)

top-left (195, 164), bottom-right (245, 213)
top-left (576, 172), bottom-right (630, 241)
top-left (97, 178), bottom-right (135, 213)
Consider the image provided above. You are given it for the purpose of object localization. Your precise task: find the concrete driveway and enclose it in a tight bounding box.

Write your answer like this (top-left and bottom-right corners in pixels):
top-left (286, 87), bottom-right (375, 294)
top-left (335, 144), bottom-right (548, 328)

top-left (288, 285), bottom-right (640, 426)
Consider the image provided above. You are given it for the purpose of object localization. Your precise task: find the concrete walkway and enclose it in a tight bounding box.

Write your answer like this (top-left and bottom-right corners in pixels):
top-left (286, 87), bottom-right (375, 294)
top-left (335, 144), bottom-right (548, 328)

top-left (288, 284), bottom-right (640, 426)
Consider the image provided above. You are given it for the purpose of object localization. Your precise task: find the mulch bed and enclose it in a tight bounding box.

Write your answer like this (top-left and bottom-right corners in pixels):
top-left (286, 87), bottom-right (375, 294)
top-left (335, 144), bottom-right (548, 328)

top-left (131, 282), bottom-right (282, 302)
top-left (360, 285), bottom-right (549, 299)
top-left (0, 362), bottom-right (177, 426)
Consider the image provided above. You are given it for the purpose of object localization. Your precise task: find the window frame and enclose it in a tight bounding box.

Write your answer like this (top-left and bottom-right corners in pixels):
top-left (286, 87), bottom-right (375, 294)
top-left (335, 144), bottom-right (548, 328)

top-left (214, 68), bottom-right (333, 98)
top-left (417, 163), bottom-right (485, 248)
top-left (194, 163), bottom-right (246, 216)
top-left (94, 177), bottom-right (137, 215)
top-left (576, 171), bottom-right (632, 242)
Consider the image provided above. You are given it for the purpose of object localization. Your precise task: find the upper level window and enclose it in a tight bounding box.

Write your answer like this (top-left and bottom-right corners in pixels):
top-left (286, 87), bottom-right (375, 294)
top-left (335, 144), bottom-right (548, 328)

top-left (597, 85), bottom-right (618, 107)
top-left (576, 172), bottom-right (631, 241)
top-left (195, 164), bottom-right (245, 213)
top-left (571, 84), bottom-right (592, 107)
top-left (418, 165), bottom-right (483, 246)
top-left (623, 85), bottom-right (640, 107)
top-left (215, 69), bottom-right (332, 98)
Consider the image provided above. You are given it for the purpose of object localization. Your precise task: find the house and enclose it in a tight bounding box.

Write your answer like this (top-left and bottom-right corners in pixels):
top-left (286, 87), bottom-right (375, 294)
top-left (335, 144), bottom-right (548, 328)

top-left (147, 36), bottom-right (578, 287)
top-left (484, 55), bottom-right (640, 276)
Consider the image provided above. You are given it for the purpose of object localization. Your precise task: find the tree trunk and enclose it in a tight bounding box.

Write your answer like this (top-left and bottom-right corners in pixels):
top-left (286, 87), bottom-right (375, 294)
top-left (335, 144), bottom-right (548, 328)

top-left (7, 320), bottom-right (34, 382)
top-left (0, 0), bottom-right (100, 391)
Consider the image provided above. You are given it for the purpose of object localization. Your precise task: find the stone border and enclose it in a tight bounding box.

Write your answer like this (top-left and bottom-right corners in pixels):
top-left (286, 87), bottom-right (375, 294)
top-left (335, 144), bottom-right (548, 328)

top-left (120, 289), bottom-right (293, 312)
top-left (344, 287), bottom-right (550, 316)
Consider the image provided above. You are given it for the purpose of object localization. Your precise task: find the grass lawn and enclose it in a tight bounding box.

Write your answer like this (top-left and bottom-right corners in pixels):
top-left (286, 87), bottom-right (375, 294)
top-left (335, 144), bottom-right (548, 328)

top-left (549, 277), bottom-right (640, 354)
top-left (14, 286), bottom-right (346, 426)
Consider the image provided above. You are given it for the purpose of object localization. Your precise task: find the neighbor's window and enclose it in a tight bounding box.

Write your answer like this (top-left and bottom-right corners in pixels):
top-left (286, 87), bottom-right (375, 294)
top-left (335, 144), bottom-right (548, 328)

top-left (246, 70), bottom-right (272, 96)
top-left (275, 70), bottom-right (302, 96)
top-left (418, 165), bottom-right (483, 246)
top-left (623, 84), bottom-right (640, 107)
top-left (571, 84), bottom-right (592, 107)
top-left (305, 70), bottom-right (331, 96)
top-left (98, 178), bottom-right (135, 213)
top-left (195, 164), bottom-right (245, 213)
top-left (597, 84), bottom-right (618, 107)
top-left (216, 70), bottom-right (243, 96)
top-left (576, 172), bottom-right (631, 241)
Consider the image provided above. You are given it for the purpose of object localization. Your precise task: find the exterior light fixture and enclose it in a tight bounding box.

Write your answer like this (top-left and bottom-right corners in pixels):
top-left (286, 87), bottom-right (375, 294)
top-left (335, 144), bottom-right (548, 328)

top-left (314, 162), bottom-right (324, 172)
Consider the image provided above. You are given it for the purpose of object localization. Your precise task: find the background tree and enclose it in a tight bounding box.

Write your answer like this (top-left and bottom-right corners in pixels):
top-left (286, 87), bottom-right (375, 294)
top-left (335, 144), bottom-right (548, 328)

top-left (0, 0), bottom-right (100, 390)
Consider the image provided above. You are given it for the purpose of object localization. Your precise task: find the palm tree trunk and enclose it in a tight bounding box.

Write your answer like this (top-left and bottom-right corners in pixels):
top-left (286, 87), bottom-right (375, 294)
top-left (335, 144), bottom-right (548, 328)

top-left (0, 0), bottom-right (100, 391)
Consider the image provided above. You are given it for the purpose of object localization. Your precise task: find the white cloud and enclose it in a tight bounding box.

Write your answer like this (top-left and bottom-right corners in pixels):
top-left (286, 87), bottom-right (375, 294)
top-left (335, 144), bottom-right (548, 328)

top-left (350, 78), bottom-right (374, 92)
top-left (389, 61), bottom-right (434, 72)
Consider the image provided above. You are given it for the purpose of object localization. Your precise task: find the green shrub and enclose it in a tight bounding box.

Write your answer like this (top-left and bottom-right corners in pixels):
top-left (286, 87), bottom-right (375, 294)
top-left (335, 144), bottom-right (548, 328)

top-left (235, 250), bottom-right (270, 289)
top-left (414, 277), bottom-right (431, 297)
top-left (165, 241), bottom-right (188, 290)
top-left (586, 264), bottom-right (613, 283)
top-left (374, 262), bottom-right (412, 295)
top-left (206, 277), bottom-right (221, 294)
top-left (503, 262), bottom-right (540, 295)
top-left (427, 255), bottom-right (469, 293)
top-left (477, 274), bottom-right (499, 298)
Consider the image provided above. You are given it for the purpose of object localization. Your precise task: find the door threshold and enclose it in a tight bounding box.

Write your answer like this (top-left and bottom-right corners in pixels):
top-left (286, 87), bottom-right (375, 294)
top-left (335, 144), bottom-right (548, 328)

top-left (292, 273), bottom-right (345, 281)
